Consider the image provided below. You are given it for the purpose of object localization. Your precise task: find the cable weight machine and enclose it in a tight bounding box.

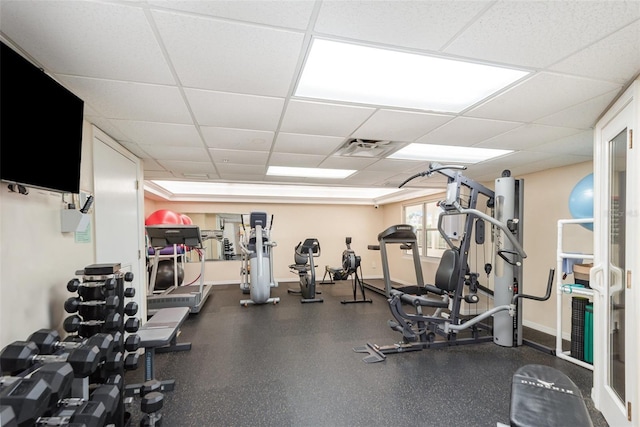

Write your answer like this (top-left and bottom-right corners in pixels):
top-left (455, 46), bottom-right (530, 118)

top-left (355, 163), bottom-right (552, 362)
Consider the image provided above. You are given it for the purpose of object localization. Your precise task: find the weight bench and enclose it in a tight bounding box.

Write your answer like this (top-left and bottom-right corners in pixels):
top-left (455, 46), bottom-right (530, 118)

top-left (125, 307), bottom-right (191, 397)
top-left (506, 364), bottom-right (593, 427)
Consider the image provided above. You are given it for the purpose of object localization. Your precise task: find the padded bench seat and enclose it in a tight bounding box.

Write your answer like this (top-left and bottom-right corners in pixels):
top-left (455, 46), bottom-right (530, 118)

top-left (125, 307), bottom-right (191, 397)
top-left (509, 364), bottom-right (593, 427)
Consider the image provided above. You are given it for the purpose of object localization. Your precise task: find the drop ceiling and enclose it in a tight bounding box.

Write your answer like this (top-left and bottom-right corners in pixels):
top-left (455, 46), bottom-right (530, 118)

top-left (1, 1), bottom-right (638, 204)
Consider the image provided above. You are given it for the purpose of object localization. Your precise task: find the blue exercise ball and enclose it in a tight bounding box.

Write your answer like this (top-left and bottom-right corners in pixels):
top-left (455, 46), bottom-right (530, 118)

top-left (568, 173), bottom-right (593, 231)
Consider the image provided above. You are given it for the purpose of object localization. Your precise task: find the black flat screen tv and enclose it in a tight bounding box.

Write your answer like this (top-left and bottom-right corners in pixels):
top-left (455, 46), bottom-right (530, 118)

top-left (1, 41), bottom-right (84, 194)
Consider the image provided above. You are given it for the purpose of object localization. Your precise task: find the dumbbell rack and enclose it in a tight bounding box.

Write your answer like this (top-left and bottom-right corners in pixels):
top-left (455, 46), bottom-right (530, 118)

top-left (0, 263), bottom-right (142, 426)
top-left (66, 263), bottom-right (141, 426)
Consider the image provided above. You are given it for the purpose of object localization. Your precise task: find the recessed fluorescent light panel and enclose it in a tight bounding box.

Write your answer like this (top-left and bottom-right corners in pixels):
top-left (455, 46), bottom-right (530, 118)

top-left (267, 166), bottom-right (355, 179)
top-left (149, 181), bottom-right (400, 199)
top-left (296, 39), bottom-right (529, 112)
top-left (389, 143), bottom-right (511, 163)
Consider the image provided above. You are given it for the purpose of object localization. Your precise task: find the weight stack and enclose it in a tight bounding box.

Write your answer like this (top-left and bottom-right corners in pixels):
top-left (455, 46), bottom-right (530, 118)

top-left (570, 297), bottom-right (588, 361)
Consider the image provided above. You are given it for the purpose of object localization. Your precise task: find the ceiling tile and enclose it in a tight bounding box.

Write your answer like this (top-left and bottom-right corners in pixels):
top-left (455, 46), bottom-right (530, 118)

top-left (141, 158), bottom-right (165, 171)
top-left (342, 170), bottom-right (399, 186)
top-left (110, 120), bottom-right (202, 146)
top-left (0, 1), bottom-right (175, 84)
top-left (152, 10), bottom-right (305, 96)
top-left (58, 76), bottom-right (193, 123)
top-left (353, 109), bottom-right (453, 142)
top-left (363, 158), bottom-right (425, 172)
top-left (549, 20), bottom-right (640, 84)
top-left (319, 156), bottom-right (379, 169)
top-left (534, 89), bottom-right (620, 129)
top-left (149, 0), bottom-right (316, 29)
top-left (530, 130), bottom-right (594, 157)
top-left (466, 72), bottom-right (621, 123)
top-left (138, 145), bottom-right (210, 161)
top-left (268, 152), bottom-right (325, 167)
top-left (157, 160), bottom-right (217, 175)
top-left (201, 127), bottom-right (274, 150)
top-left (273, 133), bottom-right (345, 155)
top-left (185, 89), bottom-right (284, 131)
top-left (144, 170), bottom-right (178, 180)
top-left (416, 116), bottom-right (522, 146)
top-left (315, 1), bottom-right (492, 51)
top-left (476, 124), bottom-right (584, 151)
top-left (280, 100), bottom-right (375, 136)
top-left (209, 149), bottom-right (269, 165)
top-left (216, 163), bottom-right (267, 175)
top-left (445, 1), bottom-right (640, 67)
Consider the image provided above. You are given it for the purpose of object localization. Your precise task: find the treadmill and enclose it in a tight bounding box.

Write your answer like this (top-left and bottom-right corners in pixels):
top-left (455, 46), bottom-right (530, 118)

top-left (146, 224), bottom-right (213, 315)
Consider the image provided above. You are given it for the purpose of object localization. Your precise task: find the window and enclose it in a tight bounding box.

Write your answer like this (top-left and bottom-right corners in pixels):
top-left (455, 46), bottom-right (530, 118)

top-left (403, 200), bottom-right (449, 258)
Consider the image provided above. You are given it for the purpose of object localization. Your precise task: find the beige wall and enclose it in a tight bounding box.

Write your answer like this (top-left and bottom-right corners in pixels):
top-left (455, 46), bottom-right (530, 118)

top-left (144, 200), bottom-right (385, 285)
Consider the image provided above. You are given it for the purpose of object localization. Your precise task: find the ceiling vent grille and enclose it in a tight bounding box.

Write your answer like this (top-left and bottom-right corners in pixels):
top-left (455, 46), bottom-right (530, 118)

top-left (336, 138), bottom-right (404, 158)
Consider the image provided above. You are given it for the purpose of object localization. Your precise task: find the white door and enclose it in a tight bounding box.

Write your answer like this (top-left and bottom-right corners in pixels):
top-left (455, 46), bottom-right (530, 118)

top-left (93, 130), bottom-right (146, 318)
top-left (592, 82), bottom-right (638, 426)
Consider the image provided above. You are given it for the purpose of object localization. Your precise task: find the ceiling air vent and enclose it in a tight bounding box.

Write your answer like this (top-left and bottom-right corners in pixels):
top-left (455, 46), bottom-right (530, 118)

top-left (336, 138), bottom-right (404, 158)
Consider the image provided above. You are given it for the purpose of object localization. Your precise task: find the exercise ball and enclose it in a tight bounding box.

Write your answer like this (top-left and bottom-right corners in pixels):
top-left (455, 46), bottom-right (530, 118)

top-left (568, 173), bottom-right (593, 231)
top-left (145, 209), bottom-right (181, 225)
top-left (152, 259), bottom-right (184, 290)
top-left (180, 214), bottom-right (193, 225)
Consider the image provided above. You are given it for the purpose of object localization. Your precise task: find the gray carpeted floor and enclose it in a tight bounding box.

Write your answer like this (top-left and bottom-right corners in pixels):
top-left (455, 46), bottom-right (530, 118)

top-left (124, 279), bottom-right (608, 426)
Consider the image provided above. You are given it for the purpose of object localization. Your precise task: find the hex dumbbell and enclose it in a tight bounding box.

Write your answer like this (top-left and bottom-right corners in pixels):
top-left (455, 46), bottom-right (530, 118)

top-left (64, 295), bottom-right (119, 314)
top-left (28, 330), bottom-right (114, 361)
top-left (29, 362), bottom-right (119, 422)
top-left (0, 341), bottom-right (100, 377)
top-left (63, 313), bottom-right (122, 334)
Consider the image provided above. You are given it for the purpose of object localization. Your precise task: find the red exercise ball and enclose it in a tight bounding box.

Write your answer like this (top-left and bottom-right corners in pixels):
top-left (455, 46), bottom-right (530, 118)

top-left (180, 214), bottom-right (193, 225)
top-left (145, 209), bottom-right (182, 225)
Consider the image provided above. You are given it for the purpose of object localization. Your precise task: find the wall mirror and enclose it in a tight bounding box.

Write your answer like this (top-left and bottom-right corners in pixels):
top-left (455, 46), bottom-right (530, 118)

top-left (184, 213), bottom-right (243, 261)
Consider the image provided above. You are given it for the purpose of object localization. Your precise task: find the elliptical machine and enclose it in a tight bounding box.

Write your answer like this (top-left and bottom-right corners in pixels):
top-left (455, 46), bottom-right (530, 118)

top-left (239, 212), bottom-right (279, 306)
top-left (340, 237), bottom-right (372, 304)
top-left (288, 238), bottom-right (323, 303)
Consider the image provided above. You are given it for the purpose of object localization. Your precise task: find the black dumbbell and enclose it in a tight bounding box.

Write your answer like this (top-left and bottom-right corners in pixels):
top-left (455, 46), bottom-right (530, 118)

top-left (0, 341), bottom-right (100, 377)
top-left (64, 295), bottom-right (119, 314)
top-left (124, 335), bottom-right (141, 353)
top-left (67, 277), bottom-right (116, 293)
top-left (30, 362), bottom-right (74, 406)
top-left (0, 376), bottom-right (52, 425)
top-left (68, 278), bottom-right (117, 302)
top-left (124, 317), bottom-right (140, 333)
top-left (63, 313), bottom-right (122, 333)
top-left (38, 399), bottom-right (106, 427)
top-left (124, 287), bottom-right (135, 298)
top-left (140, 391), bottom-right (163, 427)
top-left (0, 405), bottom-right (17, 427)
top-left (124, 301), bottom-right (139, 316)
top-left (35, 363), bottom-right (120, 421)
top-left (89, 383), bottom-right (120, 420)
top-left (28, 330), bottom-right (114, 361)
top-left (124, 352), bottom-right (139, 371)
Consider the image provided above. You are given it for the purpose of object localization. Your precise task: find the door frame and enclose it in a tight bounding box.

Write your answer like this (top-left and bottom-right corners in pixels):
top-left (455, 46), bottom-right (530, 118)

top-left (592, 80), bottom-right (638, 426)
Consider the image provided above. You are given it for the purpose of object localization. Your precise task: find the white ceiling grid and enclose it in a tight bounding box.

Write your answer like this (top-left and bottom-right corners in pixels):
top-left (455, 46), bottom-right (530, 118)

top-left (0, 0), bottom-right (639, 202)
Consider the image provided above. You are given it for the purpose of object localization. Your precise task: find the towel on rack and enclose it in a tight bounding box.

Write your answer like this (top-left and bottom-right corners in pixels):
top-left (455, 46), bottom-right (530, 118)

top-left (562, 256), bottom-right (584, 274)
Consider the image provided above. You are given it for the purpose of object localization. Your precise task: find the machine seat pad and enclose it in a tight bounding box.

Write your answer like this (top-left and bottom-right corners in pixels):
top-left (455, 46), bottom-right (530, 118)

top-left (510, 364), bottom-right (593, 427)
top-left (390, 289), bottom-right (448, 308)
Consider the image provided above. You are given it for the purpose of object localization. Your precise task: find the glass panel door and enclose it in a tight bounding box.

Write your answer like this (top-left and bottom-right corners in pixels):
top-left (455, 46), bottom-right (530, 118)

top-left (608, 129), bottom-right (626, 403)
